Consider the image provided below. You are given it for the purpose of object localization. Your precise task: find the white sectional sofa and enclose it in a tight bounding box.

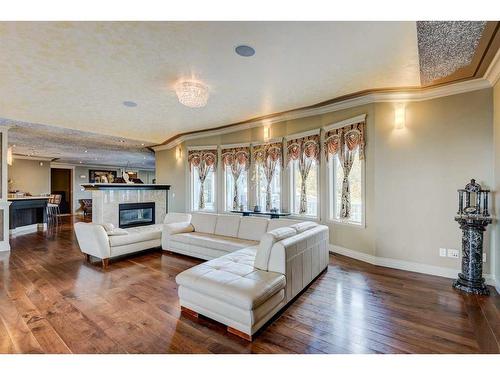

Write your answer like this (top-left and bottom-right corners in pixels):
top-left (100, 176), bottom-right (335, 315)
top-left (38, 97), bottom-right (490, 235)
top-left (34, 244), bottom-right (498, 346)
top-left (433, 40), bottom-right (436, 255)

top-left (75, 213), bottom-right (191, 268)
top-left (165, 213), bottom-right (329, 341)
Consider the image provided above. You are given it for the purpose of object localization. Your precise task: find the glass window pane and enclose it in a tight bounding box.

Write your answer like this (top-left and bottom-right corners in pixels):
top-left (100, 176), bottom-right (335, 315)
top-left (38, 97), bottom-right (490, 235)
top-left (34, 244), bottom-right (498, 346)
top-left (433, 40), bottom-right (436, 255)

top-left (256, 164), bottom-right (280, 211)
top-left (291, 159), bottom-right (318, 217)
top-left (225, 165), bottom-right (248, 210)
top-left (331, 153), bottom-right (362, 224)
top-left (192, 167), bottom-right (215, 211)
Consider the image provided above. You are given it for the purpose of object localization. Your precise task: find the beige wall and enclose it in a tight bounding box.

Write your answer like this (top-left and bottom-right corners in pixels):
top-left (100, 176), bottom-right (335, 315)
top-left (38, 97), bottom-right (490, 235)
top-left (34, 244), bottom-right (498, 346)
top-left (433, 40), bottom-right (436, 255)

top-left (494, 81), bottom-right (500, 287)
top-left (156, 88), bottom-right (494, 275)
top-left (373, 91), bottom-right (493, 271)
top-left (8, 158), bottom-right (50, 195)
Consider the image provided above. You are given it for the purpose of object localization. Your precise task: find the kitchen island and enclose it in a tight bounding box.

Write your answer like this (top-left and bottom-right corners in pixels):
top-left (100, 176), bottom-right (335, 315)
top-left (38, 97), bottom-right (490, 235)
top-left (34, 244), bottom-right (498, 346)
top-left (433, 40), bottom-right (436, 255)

top-left (9, 196), bottom-right (49, 234)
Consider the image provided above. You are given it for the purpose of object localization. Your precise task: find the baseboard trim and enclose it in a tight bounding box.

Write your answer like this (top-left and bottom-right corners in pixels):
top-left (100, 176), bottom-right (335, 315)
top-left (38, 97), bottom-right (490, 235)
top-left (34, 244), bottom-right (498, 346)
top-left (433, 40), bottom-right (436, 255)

top-left (330, 244), bottom-right (497, 287)
top-left (0, 241), bottom-right (11, 252)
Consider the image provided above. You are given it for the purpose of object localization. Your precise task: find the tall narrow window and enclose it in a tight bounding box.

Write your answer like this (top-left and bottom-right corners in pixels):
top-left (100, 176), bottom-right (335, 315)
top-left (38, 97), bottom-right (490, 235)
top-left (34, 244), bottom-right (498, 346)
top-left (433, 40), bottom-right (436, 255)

top-left (188, 149), bottom-right (217, 211)
top-left (287, 134), bottom-right (320, 217)
top-left (325, 120), bottom-right (365, 225)
top-left (252, 142), bottom-right (282, 211)
top-left (222, 146), bottom-right (250, 211)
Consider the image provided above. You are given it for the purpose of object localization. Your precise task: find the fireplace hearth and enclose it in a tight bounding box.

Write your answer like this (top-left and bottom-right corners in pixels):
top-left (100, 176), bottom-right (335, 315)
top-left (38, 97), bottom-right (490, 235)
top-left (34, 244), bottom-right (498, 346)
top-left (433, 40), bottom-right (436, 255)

top-left (119, 202), bottom-right (155, 228)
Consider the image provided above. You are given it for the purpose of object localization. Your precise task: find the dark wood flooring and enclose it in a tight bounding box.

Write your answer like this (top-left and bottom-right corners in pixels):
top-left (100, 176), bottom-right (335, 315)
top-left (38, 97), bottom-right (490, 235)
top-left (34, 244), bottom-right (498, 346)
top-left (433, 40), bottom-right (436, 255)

top-left (0, 216), bottom-right (498, 354)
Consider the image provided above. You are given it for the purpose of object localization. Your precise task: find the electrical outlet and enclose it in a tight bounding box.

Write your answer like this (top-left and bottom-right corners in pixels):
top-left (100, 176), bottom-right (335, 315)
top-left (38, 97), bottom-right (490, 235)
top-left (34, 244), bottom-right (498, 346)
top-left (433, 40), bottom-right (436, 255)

top-left (439, 248), bottom-right (447, 257)
top-left (483, 253), bottom-right (487, 263)
top-left (447, 249), bottom-right (459, 259)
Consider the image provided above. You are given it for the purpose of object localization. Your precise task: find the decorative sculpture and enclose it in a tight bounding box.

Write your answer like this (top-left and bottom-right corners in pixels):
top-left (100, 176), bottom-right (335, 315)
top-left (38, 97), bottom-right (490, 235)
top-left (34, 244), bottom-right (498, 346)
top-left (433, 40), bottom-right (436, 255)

top-left (453, 179), bottom-right (492, 295)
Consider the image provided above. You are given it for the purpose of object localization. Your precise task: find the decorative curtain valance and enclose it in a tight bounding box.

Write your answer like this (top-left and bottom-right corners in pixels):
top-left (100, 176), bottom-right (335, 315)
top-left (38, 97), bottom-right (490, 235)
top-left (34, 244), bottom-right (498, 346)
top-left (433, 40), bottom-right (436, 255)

top-left (251, 142), bottom-right (283, 211)
top-left (252, 142), bottom-right (282, 164)
top-left (324, 121), bottom-right (365, 160)
top-left (286, 134), bottom-right (320, 214)
top-left (221, 146), bottom-right (250, 170)
top-left (324, 121), bottom-right (366, 220)
top-left (221, 146), bottom-right (250, 210)
top-left (286, 134), bottom-right (320, 166)
top-left (187, 149), bottom-right (217, 171)
top-left (188, 149), bottom-right (217, 210)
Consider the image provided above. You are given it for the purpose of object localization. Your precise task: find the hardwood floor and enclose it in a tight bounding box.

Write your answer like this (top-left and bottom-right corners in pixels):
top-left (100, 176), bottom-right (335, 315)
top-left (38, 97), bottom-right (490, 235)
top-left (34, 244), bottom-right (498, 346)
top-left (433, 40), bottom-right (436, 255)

top-left (0, 216), bottom-right (498, 354)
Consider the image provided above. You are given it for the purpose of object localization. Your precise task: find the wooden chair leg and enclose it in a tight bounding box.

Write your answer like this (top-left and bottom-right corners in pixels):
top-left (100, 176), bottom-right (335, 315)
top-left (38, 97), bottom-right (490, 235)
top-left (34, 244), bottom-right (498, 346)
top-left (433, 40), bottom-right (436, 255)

top-left (102, 258), bottom-right (109, 269)
top-left (227, 326), bottom-right (253, 342)
top-left (85, 254), bottom-right (91, 262)
top-left (181, 306), bottom-right (199, 318)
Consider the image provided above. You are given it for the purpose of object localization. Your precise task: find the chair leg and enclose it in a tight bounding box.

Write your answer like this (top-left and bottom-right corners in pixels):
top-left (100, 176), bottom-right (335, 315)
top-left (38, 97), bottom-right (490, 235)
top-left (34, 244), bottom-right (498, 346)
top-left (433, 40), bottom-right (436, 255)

top-left (85, 254), bottom-right (91, 262)
top-left (101, 258), bottom-right (109, 269)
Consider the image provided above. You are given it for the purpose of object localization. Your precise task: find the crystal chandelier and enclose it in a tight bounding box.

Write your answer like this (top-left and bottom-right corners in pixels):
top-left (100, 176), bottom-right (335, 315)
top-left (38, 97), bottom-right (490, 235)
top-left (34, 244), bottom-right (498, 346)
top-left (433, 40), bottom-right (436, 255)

top-left (175, 80), bottom-right (209, 108)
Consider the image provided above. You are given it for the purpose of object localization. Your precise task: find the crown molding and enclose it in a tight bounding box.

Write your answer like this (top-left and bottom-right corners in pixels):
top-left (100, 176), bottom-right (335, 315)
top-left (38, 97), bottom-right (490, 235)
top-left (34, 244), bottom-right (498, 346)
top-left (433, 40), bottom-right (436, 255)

top-left (153, 78), bottom-right (492, 152)
top-left (13, 154), bottom-right (53, 161)
top-left (323, 114), bottom-right (367, 132)
top-left (485, 48), bottom-right (500, 86)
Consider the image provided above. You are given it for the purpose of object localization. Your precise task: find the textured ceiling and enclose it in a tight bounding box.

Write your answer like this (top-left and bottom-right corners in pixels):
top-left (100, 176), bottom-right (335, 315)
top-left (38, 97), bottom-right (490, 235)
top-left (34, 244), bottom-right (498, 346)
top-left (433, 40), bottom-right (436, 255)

top-left (417, 21), bottom-right (487, 85)
top-left (2, 118), bottom-right (155, 169)
top-left (0, 21), bottom-right (421, 144)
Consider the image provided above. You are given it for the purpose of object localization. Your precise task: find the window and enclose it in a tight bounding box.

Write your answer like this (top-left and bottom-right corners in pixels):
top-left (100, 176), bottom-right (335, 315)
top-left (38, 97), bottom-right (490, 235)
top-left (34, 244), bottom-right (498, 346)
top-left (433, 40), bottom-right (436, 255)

top-left (329, 153), bottom-right (363, 225)
top-left (225, 165), bottom-right (248, 211)
top-left (290, 159), bottom-right (318, 217)
top-left (191, 166), bottom-right (216, 211)
top-left (255, 163), bottom-right (281, 211)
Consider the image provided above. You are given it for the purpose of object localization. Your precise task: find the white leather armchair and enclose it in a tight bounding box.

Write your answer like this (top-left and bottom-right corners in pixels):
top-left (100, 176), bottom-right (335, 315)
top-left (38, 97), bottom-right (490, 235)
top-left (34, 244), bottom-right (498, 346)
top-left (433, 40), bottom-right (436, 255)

top-left (74, 222), bottom-right (111, 261)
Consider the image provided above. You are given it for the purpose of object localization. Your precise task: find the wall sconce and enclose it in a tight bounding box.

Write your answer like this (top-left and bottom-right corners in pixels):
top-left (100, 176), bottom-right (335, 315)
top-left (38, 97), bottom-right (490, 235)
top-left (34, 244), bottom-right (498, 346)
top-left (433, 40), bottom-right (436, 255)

top-left (263, 125), bottom-right (271, 141)
top-left (176, 146), bottom-right (182, 160)
top-left (7, 146), bottom-right (13, 166)
top-left (394, 104), bottom-right (406, 130)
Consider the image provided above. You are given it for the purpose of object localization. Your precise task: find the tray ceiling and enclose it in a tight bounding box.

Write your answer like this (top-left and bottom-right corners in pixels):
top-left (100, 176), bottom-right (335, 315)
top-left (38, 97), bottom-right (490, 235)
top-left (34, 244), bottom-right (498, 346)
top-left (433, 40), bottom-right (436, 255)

top-left (0, 21), bottom-right (421, 144)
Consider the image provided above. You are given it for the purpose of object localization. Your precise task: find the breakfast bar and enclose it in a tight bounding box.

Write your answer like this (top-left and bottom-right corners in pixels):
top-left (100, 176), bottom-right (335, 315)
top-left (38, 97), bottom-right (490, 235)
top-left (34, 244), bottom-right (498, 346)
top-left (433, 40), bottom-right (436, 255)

top-left (9, 196), bottom-right (49, 234)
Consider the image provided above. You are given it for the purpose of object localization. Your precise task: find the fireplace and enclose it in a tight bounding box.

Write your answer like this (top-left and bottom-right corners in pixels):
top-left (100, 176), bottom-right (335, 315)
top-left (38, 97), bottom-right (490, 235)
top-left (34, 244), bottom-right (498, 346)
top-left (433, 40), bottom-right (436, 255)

top-left (119, 202), bottom-right (155, 228)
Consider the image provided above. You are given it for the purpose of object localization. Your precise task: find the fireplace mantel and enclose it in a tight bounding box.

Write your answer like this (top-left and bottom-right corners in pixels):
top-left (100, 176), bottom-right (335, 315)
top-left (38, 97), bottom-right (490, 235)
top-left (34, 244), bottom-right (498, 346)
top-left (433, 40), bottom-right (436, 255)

top-left (81, 183), bottom-right (170, 191)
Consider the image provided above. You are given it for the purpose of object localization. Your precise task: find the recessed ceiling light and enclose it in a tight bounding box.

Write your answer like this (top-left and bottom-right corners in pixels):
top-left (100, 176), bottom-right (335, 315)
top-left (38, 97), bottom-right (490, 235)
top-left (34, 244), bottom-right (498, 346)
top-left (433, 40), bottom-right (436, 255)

top-left (84, 150), bottom-right (88, 153)
top-left (235, 45), bottom-right (255, 57)
top-left (123, 101), bottom-right (138, 107)
top-left (141, 143), bottom-right (145, 146)
top-left (119, 140), bottom-right (125, 143)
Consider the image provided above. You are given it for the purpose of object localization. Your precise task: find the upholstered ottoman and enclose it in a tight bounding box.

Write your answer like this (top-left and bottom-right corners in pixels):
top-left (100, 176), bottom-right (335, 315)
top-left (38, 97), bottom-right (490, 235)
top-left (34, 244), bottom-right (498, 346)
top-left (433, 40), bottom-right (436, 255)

top-left (176, 246), bottom-right (286, 340)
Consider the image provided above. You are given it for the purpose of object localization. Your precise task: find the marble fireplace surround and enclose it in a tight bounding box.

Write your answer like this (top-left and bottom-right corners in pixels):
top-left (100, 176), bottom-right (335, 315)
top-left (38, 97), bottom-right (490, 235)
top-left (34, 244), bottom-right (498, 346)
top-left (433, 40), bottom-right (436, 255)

top-left (81, 184), bottom-right (170, 228)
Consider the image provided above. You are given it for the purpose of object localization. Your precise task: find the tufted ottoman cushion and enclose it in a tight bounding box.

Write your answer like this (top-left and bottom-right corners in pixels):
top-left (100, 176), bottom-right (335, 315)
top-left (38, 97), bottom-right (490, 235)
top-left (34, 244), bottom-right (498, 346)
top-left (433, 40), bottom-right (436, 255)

top-left (176, 246), bottom-right (285, 310)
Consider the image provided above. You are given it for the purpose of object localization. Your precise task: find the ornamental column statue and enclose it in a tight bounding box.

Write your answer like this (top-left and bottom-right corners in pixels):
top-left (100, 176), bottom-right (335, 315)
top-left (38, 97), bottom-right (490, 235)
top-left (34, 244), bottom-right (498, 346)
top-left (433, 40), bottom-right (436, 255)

top-left (453, 179), bottom-right (492, 295)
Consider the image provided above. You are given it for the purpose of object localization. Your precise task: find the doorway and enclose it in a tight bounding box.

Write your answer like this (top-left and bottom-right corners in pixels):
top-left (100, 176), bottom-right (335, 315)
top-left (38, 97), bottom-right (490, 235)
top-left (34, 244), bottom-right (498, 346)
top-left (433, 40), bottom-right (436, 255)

top-left (50, 168), bottom-right (73, 214)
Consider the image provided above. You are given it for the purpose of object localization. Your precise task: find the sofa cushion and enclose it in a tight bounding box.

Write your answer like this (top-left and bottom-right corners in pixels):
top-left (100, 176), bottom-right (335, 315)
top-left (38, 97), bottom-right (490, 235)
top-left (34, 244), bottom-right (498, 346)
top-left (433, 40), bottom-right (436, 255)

top-left (176, 248), bottom-right (286, 310)
top-left (214, 215), bottom-right (241, 237)
top-left (290, 221), bottom-right (318, 233)
top-left (191, 213), bottom-right (218, 234)
top-left (254, 227), bottom-right (297, 271)
top-left (164, 212), bottom-right (192, 224)
top-left (267, 219), bottom-right (300, 231)
top-left (237, 216), bottom-right (269, 241)
top-left (101, 223), bottom-right (115, 233)
top-left (164, 221), bottom-right (194, 235)
top-left (170, 232), bottom-right (257, 253)
top-left (108, 224), bottom-right (162, 247)
top-left (107, 228), bottom-right (129, 236)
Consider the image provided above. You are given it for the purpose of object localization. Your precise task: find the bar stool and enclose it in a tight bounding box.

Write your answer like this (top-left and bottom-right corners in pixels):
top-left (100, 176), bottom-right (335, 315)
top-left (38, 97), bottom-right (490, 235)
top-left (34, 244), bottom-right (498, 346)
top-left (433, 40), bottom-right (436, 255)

top-left (47, 194), bottom-right (62, 225)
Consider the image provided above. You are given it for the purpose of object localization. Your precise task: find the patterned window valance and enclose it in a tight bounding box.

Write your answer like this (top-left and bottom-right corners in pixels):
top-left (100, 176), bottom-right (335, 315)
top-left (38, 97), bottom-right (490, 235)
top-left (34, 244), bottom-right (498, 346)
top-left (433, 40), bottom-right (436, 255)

top-left (221, 146), bottom-right (250, 170)
top-left (324, 121), bottom-right (366, 160)
top-left (187, 149), bottom-right (217, 171)
top-left (286, 134), bottom-right (320, 166)
top-left (252, 142), bottom-right (282, 164)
